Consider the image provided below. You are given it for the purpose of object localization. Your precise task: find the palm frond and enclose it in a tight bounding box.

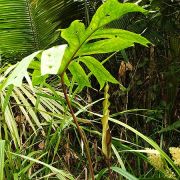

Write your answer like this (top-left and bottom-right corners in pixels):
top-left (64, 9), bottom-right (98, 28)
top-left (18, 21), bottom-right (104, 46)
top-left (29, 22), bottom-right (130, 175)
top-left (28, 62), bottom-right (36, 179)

top-left (0, 0), bottom-right (36, 53)
top-left (30, 0), bottom-right (85, 49)
top-left (0, 0), bottom-right (84, 55)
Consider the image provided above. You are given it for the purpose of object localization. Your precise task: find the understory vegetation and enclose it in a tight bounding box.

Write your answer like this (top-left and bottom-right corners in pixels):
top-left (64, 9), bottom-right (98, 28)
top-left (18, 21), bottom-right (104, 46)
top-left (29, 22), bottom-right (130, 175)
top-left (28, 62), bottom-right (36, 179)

top-left (0, 0), bottom-right (179, 179)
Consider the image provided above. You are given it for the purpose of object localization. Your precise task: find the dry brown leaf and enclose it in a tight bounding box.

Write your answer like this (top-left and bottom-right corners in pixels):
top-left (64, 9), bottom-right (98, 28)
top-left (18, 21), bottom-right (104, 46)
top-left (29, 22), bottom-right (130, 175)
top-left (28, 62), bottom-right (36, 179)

top-left (118, 61), bottom-right (133, 77)
top-left (64, 142), bottom-right (71, 166)
top-left (15, 115), bottom-right (26, 123)
top-left (38, 140), bottom-right (45, 150)
top-left (118, 61), bottom-right (126, 77)
top-left (126, 62), bottom-right (133, 71)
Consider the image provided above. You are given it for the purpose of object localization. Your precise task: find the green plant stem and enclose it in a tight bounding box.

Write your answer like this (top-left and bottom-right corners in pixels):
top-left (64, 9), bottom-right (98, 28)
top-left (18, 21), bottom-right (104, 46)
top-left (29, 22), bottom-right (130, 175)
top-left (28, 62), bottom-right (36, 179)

top-left (60, 73), bottom-right (95, 180)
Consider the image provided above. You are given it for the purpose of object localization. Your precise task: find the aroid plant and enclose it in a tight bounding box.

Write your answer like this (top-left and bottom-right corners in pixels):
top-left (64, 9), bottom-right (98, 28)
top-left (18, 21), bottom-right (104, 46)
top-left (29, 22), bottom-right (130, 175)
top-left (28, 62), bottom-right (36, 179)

top-left (1, 0), bottom-right (151, 179)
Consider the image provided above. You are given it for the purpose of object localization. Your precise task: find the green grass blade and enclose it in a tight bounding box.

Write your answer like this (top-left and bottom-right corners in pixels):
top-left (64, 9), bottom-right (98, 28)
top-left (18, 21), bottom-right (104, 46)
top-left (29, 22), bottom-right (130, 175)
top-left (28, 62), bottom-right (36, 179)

top-left (111, 166), bottom-right (138, 180)
top-left (112, 144), bottom-right (126, 170)
top-left (109, 117), bottom-right (180, 176)
top-left (10, 152), bottom-right (74, 180)
top-left (0, 140), bottom-right (5, 180)
top-left (89, 111), bottom-right (180, 176)
top-left (1, 94), bottom-right (20, 147)
top-left (2, 84), bottom-right (14, 112)
top-left (95, 167), bottom-right (138, 180)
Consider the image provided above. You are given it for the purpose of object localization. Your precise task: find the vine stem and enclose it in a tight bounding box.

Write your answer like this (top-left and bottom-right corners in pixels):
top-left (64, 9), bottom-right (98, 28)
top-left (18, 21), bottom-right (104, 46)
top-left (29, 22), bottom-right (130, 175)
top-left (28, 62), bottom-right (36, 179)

top-left (60, 73), bottom-right (95, 180)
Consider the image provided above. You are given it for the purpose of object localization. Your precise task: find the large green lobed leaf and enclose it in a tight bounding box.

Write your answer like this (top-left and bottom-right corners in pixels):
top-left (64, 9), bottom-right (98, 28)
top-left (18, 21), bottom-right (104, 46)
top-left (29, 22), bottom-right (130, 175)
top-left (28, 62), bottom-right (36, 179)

top-left (1, 0), bottom-right (150, 92)
top-left (88, 0), bottom-right (147, 31)
top-left (89, 28), bottom-right (150, 46)
top-left (78, 38), bottom-right (139, 56)
top-left (1, 51), bottom-right (41, 90)
top-left (41, 45), bottom-right (67, 75)
top-left (59, 0), bottom-right (149, 74)
top-left (79, 56), bottom-right (119, 90)
top-left (68, 61), bottom-right (91, 91)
